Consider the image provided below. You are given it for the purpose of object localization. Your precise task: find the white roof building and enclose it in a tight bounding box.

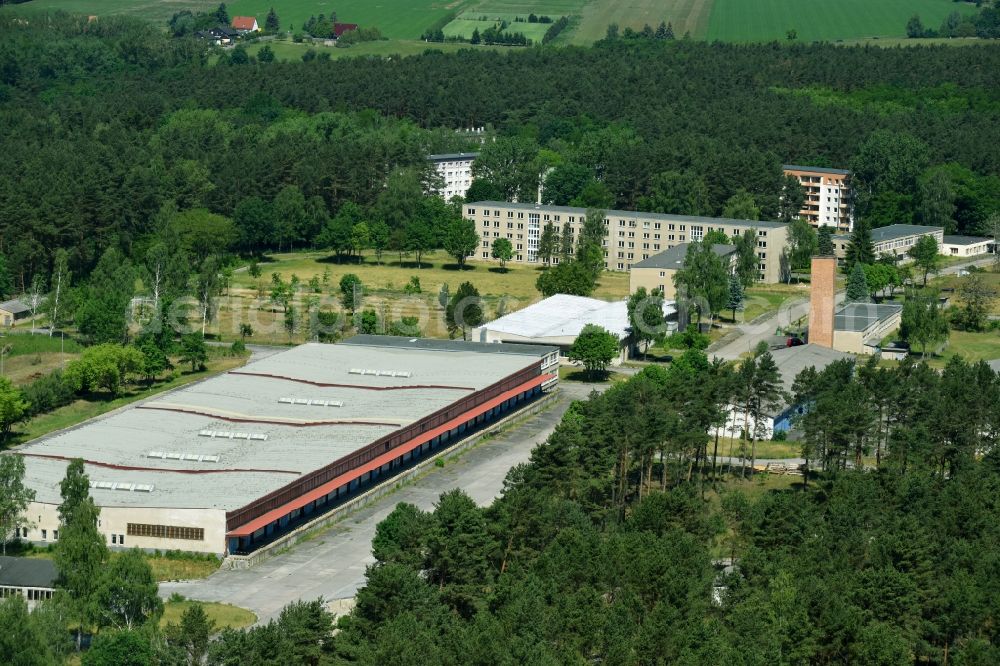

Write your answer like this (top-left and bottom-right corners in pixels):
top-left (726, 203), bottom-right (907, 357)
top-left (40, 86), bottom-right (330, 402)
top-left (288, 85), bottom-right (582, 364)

top-left (473, 294), bottom-right (676, 363)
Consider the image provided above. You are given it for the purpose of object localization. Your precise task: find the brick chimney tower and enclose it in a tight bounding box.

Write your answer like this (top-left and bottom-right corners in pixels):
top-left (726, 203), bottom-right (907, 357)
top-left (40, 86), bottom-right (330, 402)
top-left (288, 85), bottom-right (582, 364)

top-left (808, 256), bottom-right (837, 348)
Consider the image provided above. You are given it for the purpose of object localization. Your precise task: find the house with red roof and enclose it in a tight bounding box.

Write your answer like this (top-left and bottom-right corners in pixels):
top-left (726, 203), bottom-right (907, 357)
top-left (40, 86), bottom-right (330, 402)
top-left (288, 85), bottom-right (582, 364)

top-left (231, 16), bottom-right (259, 33)
top-left (333, 22), bottom-right (358, 38)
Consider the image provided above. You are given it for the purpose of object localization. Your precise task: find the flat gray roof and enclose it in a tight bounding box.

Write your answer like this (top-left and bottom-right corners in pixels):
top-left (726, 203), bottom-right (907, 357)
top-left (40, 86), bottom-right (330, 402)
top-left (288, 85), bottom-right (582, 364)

top-left (341, 335), bottom-right (557, 357)
top-left (467, 201), bottom-right (787, 229)
top-left (943, 235), bottom-right (991, 246)
top-left (632, 243), bottom-right (736, 269)
top-left (13, 342), bottom-right (542, 511)
top-left (783, 164), bottom-right (850, 176)
top-left (768, 344), bottom-right (854, 415)
top-left (0, 556), bottom-right (57, 589)
top-left (835, 303), bottom-right (902, 332)
top-left (834, 224), bottom-right (942, 243)
top-left (428, 152), bottom-right (478, 161)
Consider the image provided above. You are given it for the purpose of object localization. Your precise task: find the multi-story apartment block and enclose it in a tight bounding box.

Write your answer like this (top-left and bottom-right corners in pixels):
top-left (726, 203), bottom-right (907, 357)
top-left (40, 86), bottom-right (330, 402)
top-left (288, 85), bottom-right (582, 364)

top-left (464, 201), bottom-right (790, 284)
top-left (783, 165), bottom-right (854, 232)
top-left (429, 152), bottom-right (478, 201)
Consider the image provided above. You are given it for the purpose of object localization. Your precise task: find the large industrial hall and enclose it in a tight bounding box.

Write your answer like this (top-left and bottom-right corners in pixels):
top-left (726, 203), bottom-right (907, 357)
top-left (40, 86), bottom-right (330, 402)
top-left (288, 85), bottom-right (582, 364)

top-left (14, 337), bottom-right (558, 556)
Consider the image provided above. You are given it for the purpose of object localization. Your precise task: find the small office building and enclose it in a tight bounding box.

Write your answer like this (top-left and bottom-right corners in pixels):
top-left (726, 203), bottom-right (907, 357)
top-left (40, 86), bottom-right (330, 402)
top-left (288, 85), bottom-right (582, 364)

top-left (942, 235), bottom-right (994, 258)
top-left (629, 243), bottom-right (737, 299)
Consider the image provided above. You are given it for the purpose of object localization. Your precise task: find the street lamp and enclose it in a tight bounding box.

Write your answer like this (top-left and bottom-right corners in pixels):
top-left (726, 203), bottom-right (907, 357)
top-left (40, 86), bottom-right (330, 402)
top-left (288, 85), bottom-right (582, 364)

top-left (0, 344), bottom-right (11, 377)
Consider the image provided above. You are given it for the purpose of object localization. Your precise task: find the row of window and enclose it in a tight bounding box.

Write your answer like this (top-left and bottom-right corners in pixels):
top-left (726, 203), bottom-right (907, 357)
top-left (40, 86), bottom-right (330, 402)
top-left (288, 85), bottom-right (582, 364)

top-left (469, 209), bottom-right (774, 237)
top-left (0, 587), bottom-right (53, 600)
top-left (128, 523), bottom-right (205, 541)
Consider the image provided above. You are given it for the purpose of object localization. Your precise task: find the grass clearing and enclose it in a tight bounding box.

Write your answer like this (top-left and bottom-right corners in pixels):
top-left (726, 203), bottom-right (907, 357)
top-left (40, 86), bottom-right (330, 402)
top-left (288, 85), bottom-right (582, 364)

top-left (160, 601), bottom-right (256, 631)
top-left (927, 330), bottom-right (1000, 368)
top-left (739, 283), bottom-right (809, 322)
top-left (9, 354), bottom-right (248, 447)
top-left (706, 0), bottom-right (977, 43)
top-left (225, 250), bottom-right (630, 341)
top-left (19, 547), bottom-right (218, 582)
top-left (147, 555), bottom-right (220, 581)
top-left (714, 436), bottom-right (802, 460)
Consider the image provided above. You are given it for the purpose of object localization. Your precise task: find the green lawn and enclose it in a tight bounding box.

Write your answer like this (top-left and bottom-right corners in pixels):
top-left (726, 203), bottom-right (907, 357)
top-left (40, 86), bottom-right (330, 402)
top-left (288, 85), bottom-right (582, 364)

top-left (8, 353), bottom-right (249, 448)
top-left (740, 283), bottom-right (809, 323)
top-left (706, 0), bottom-right (977, 43)
top-left (930, 330), bottom-right (1000, 367)
top-left (160, 601), bottom-right (256, 631)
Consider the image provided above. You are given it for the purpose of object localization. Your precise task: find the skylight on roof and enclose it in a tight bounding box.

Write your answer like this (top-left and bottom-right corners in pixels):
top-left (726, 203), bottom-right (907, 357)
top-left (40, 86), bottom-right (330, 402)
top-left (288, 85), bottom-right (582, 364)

top-left (199, 431), bottom-right (267, 441)
top-left (279, 398), bottom-right (344, 407)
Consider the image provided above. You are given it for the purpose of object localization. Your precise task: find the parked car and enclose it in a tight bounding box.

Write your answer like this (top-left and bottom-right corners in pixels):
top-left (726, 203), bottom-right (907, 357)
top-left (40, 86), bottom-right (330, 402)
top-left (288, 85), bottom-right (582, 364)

top-left (786, 336), bottom-right (805, 347)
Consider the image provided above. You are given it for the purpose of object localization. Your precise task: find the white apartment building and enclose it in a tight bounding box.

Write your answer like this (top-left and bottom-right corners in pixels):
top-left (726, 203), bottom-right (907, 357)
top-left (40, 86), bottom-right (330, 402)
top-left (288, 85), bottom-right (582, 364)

top-left (465, 201), bottom-right (791, 284)
top-left (429, 152), bottom-right (478, 201)
top-left (783, 165), bottom-right (854, 232)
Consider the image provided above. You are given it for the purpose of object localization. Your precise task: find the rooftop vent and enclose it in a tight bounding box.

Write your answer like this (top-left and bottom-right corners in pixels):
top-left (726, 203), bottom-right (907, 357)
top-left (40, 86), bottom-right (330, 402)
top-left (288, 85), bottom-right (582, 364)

top-left (199, 430), bottom-right (267, 441)
top-left (89, 481), bottom-right (154, 493)
top-left (279, 398), bottom-right (344, 407)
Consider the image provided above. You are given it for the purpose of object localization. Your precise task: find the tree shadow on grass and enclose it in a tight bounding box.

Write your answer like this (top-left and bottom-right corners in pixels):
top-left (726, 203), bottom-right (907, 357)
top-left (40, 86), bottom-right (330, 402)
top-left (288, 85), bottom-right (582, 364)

top-left (487, 267), bottom-right (511, 274)
top-left (562, 369), bottom-right (612, 383)
top-left (316, 255), bottom-right (364, 266)
top-left (441, 263), bottom-right (476, 272)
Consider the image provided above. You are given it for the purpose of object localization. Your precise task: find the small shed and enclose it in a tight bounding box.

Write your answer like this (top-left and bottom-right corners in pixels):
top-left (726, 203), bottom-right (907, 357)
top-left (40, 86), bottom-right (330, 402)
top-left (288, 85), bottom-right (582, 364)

top-left (0, 299), bottom-right (30, 327)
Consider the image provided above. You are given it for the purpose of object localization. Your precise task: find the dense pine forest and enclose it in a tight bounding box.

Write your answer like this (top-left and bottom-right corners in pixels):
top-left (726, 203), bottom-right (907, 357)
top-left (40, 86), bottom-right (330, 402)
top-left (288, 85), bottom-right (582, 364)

top-left (2, 14), bottom-right (1000, 290)
top-left (13, 351), bottom-right (999, 664)
top-left (4, 14), bottom-right (1000, 665)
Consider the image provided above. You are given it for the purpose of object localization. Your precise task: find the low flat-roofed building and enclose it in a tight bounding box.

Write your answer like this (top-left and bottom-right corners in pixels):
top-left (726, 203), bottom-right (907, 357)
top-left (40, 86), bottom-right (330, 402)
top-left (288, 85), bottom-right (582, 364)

top-left (472, 294), bottom-right (676, 365)
top-left (716, 344), bottom-right (855, 440)
top-left (629, 243), bottom-right (737, 299)
top-left (0, 556), bottom-right (57, 608)
top-left (942, 235), bottom-right (995, 258)
top-left (465, 201), bottom-right (790, 282)
top-left (10, 338), bottom-right (557, 556)
top-left (833, 225), bottom-right (944, 263)
top-left (782, 165), bottom-right (854, 232)
top-left (429, 152), bottom-right (478, 201)
top-left (832, 302), bottom-right (902, 354)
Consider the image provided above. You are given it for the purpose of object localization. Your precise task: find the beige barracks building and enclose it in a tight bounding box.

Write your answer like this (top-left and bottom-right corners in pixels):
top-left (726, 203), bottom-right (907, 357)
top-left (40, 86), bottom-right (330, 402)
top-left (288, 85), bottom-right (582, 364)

top-left (465, 202), bottom-right (790, 284)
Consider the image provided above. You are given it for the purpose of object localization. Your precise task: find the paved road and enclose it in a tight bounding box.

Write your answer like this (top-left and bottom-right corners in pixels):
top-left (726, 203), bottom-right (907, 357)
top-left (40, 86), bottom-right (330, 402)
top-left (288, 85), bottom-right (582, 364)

top-left (160, 382), bottom-right (600, 622)
top-left (711, 256), bottom-right (995, 361)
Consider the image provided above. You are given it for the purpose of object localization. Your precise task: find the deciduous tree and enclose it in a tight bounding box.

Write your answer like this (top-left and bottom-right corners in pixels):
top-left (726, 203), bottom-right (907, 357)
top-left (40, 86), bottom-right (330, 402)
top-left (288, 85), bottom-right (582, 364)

top-left (490, 237), bottom-right (513, 271)
top-left (568, 324), bottom-right (619, 380)
top-left (446, 282), bottom-right (482, 340)
top-left (907, 235), bottom-right (941, 286)
top-left (0, 453), bottom-right (34, 554)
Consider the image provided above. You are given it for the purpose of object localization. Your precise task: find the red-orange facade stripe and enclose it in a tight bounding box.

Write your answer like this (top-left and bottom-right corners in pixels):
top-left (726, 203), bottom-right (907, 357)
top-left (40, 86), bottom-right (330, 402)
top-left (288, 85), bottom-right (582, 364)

top-left (226, 373), bottom-right (553, 537)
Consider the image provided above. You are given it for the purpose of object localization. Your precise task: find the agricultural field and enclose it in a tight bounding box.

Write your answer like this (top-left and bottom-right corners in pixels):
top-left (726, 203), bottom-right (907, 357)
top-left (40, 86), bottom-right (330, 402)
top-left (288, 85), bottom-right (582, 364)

top-left (571, 0), bottom-right (712, 41)
top-left (2, 0), bottom-right (464, 40)
top-left (442, 12), bottom-right (559, 42)
top-left (705, 0), bottom-right (979, 43)
top-left (4, 0), bottom-right (981, 44)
